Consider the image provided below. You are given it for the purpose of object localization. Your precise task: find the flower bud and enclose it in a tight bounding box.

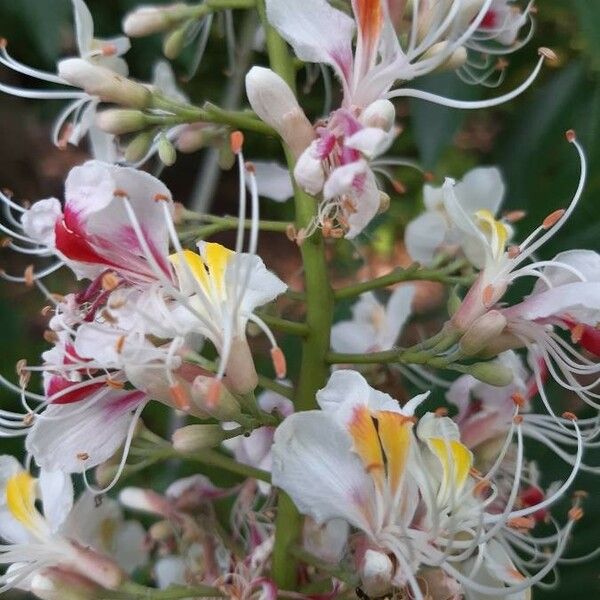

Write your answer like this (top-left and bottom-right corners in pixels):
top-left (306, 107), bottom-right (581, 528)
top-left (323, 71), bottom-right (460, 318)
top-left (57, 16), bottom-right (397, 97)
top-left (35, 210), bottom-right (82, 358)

top-left (218, 141), bottom-right (236, 170)
top-left (459, 310), bottom-right (507, 356)
top-left (191, 375), bottom-right (242, 421)
top-left (224, 336), bottom-right (258, 394)
top-left (123, 4), bottom-right (188, 37)
top-left (68, 541), bottom-right (125, 589)
top-left (360, 549), bottom-right (394, 597)
top-left (158, 136), bottom-right (177, 166)
top-left (31, 568), bottom-right (103, 600)
top-left (246, 66), bottom-right (314, 158)
top-left (360, 99), bottom-right (396, 131)
top-left (468, 361), bottom-right (514, 387)
top-left (125, 130), bottom-right (156, 163)
top-left (95, 109), bottom-right (148, 134)
top-left (176, 123), bottom-right (207, 153)
top-left (172, 424), bottom-right (227, 453)
top-left (58, 59), bottom-right (152, 109)
top-left (163, 26), bottom-right (187, 60)
top-left (294, 144), bottom-right (325, 195)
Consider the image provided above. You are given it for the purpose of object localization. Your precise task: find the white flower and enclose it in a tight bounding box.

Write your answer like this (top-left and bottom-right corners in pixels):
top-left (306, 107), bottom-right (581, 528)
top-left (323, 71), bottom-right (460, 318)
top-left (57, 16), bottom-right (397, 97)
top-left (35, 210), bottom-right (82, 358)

top-left (405, 166), bottom-right (508, 267)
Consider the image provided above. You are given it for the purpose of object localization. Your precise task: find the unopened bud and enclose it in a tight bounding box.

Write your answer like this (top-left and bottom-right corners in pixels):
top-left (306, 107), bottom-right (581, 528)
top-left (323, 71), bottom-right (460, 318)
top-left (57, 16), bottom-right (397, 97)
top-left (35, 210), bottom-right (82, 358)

top-left (468, 361), bottom-right (514, 387)
top-left (360, 549), bottom-right (394, 597)
top-left (31, 568), bottom-right (103, 600)
top-left (58, 59), bottom-right (152, 109)
top-left (96, 109), bottom-right (147, 134)
top-left (218, 141), bottom-right (236, 170)
top-left (172, 424), bottom-right (227, 453)
top-left (191, 375), bottom-right (242, 421)
top-left (163, 26), bottom-right (187, 60)
top-left (360, 99), bottom-right (396, 131)
top-left (125, 130), bottom-right (156, 162)
top-left (68, 541), bottom-right (125, 589)
top-left (176, 123), bottom-right (208, 153)
top-left (459, 310), bottom-right (507, 356)
top-left (158, 136), bottom-right (177, 166)
top-left (246, 66), bottom-right (314, 157)
top-left (123, 4), bottom-right (188, 37)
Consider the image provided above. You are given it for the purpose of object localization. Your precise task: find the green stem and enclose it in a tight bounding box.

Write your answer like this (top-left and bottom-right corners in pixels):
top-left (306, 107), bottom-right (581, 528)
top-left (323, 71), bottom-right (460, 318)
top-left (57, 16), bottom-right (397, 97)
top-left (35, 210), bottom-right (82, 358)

top-left (333, 259), bottom-right (474, 300)
top-left (289, 546), bottom-right (359, 588)
top-left (108, 581), bottom-right (225, 599)
top-left (176, 448), bottom-right (271, 483)
top-left (255, 311), bottom-right (310, 336)
top-left (256, 0), bottom-right (334, 589)
top-left (179, 209), bottom-right (290, 232)
top-left (257, 374), bottom-right (295, 399)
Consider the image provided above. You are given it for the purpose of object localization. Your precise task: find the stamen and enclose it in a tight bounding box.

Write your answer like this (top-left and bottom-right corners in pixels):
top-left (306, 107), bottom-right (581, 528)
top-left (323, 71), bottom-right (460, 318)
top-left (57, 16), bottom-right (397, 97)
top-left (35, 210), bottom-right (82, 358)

top-left (504, 210), bottom-right (526, 223)
top-left (511, 393), bottom-right (526, 408)
top-left (23, 265), bottom-right (34, 287)
top-left (562, 411), bottom-right (577, 421)
top-left (115, 335), bottom-right (126, 354)
top-left (565, 129), bottom-right (577, 143)
top-left (230, 131), bottom-right (244, 155)
top-left (570, 323), bottom-right (584, 344)
top-left (568, 506), bottom-right (583, 521)
top-left (542, 209), bottom-right (565, 229)
top-left (105, 379), bottom-right (124, 390)
top-left (154, 193), bottom-right (170, 202)
top-left (77, 452), bottom-right (90, 461)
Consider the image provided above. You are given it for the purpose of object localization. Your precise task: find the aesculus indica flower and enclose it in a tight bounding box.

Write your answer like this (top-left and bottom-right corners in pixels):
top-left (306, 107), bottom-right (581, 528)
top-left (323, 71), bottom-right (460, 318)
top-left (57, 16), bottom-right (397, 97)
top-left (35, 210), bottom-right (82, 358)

top-left (0, 456), bottom-right (146, 593)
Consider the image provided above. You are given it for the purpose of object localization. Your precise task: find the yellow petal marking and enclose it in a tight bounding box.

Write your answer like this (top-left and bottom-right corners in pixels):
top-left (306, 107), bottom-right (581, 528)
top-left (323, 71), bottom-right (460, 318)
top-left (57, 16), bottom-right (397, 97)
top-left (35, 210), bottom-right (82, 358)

top-left (347, 405), bottom-right (385, 488)
top-left (475, 209), bottom-right (508, 260)
top-left (428, 437), bottom-right (473, 495)
top-left (201, 242), bottom-right (234, 296)
top-left (169, 249), bottom-right (210, 292)
top-left (376, 411), bottom-right (413, 495)
top-left (6, 471), bottom-right (47, 535)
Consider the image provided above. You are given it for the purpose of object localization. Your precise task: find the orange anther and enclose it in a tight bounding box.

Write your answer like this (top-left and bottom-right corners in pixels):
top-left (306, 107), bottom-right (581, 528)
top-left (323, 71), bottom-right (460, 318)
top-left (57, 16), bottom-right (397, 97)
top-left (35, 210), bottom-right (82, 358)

top-left (542, 209), bottom-right (565, 230)
top-left (469, 467), bottom-right (482, 477)
top-left (473, 478), bottom-right (491, 496)
top-left (100, 309), bottom-right (117, 324)
top-left (423, 171), bottom-right (435, 182)
top-left (573, 490), bottom-right (589, 499)
top-left (482, 284), bottom-right (495, 307)
top-left (570, 323), bottom-right (584, 344)
top-left (101, 271), bottom-right (120, 291)
top-left (41, 305), bottom-right (53, 317)
top-left (270, 347), bottom-right (287, 379)
top-left (106, 378), bottom-right (125, 389)
top-left (562, 411), bottom-right (577, 421)
top-left (113, 189), bottom-right (129, 198)
top-left (245, 161), bottom-right (256, 174)
top-left (115, 335), bottom-right (126, 354)
top-left (154, 193), bottom-right (170, 202)
top-left (511, 392), bottom-right (526, 408)
top-left (0, 38), bottom-right (7, 49)
top-left (1, 236), bottom-right (11, 248)
top-left (568, 506), bottom-right (584, 521)
top-left (513, 415), bottom-right (524, 425)
top-left (538, 47), bottom-right (558, 62)
top-left (435, 407), bottom-right (449, 417)
top-left (391, 179), bottom-right (406, 194)
top-left (43, 329), bottom-right (59, 344)
top-left (230, 131), bottom-right (244, 154)
top-left (285, 224), bottom-right (297, 242)
top-left (101, 43), bottom-right (118, 56)
top-left (23, 413), bottom-right (34, 426)
top-left (169, 382), bottom-right (190, 411)
top-left (503, 210), bottom-right (526, 223)
top-left (24, 265), bottom-right (35, 287)
top-left (206, 379), bottom-right (222, 409)
top-left (507, 245), bottom-right (520, 259)
top-left (77, 452), bottom-right (90, 461)
top-left (508, 516), bottom-right (535, 530)
top-left (57, 123), bottom-right (74, 150)
top-left (496, 58), bottom-right (509, 71)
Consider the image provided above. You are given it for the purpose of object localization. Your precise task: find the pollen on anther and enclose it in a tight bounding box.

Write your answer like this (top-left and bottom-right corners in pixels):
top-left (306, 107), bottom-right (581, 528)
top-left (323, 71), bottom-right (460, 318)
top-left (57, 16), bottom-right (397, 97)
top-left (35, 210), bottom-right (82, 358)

top-left (106, 378), bottom-right (125, 389)
top-left (154, 193), bottom-right (170, 202)
top-left (573, 490), bottom-right (589, 499)
top-left (101, 271), bottom-right (119, 291)
top-left (22, 413), bottom-right (34, 426)
top-left (568, 506), bottom-right (584, 521)
top-left (101, 43), bottom-right (118, 56)
top-left (565, 129), bottom-right (576, 143)
top-left (507, 245), bottom-right (520, 259)
top-left (570, 323), bottom-right (584, 344)
top-left (113, 189), bottom-right (129, 198)
top-left (77, 452), bottom-right (90, 461)
top-left (542, 209), bottom-right (565, 230)
top-left (285, 224), bottom-right (297, 242)
top-left (271, 347), bottom-right (287, 379)
top-left (434, 407), bottom-right (449, 417)
top-left (513, 415), bottom-right (524, 425)
top-left (24, 265), bottom-right (35, 287)
top-left (115, 335), bottom-right (126, 354)
top-left (538, 47), bottom-right (558, 62)
top-left (391, 180), bottom-right (406, 194)
top-left (0, 38), bottom-right (7, 49)
top-left (1, 237), bottom-right (12, 248)
top-left (245, 161), bottom-right (256, 174)
top-left (562, 411), bottom-right (577, 421)
top-left (511, 392), bottom-right (526, 408)
top-left (504, 210), bottom-right (526, 223)
top-left (230, 131), bottom-right (244, 155)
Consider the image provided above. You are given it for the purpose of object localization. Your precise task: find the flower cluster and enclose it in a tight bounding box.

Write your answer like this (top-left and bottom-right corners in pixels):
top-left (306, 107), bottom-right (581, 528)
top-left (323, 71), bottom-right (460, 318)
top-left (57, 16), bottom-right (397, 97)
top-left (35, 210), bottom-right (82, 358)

top-left (0, 1), bottom-right (597, 599)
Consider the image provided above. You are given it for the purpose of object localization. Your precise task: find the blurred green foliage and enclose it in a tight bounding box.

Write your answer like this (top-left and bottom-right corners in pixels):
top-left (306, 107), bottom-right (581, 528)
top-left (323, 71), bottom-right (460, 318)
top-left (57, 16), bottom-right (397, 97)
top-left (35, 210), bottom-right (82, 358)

top-left (0, 0), bottom-right (599, 598)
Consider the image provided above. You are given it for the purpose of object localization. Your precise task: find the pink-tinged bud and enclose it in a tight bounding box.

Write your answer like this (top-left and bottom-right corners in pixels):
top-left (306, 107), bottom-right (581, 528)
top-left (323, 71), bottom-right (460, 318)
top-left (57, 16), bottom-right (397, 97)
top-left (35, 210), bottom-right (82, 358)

top-left (360, 549), bottom-right (394, 597)
top-left (95, 109), bottom-right (147, 134)
top-left (58, 59), bottom-right (152, 109)
top-left (31, 568), bottom-right (103, 600)
top-left (294, 145), bottom-right (325, 195)
top-left (176, 123), bottom-right (208, 153)
top-left (172, 424), bottom-right (227, 453)
top-left (360, 99), bottom-right (396, 131)
top-left (459, 310), bottom-right (508, 356)
top-left (68, 542), bottom-right (125, 590)
top-left (224, 336), bottom-right (258, 394)
top-left (191, 375), bottom-right (242, 421)
top-left (246, 66), bottom-right (314, 158)
top-left (122, 4), bottom-right (188, 37)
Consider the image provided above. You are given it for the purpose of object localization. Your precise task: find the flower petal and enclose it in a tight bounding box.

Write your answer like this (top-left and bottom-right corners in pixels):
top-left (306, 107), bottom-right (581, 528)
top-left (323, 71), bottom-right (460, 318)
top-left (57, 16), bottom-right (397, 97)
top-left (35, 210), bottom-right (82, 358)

top-left (38, 469), bottom-right (74, 533)
top-left (405, 211), bottom-right (447, 266)
top-left (248, 161), bottom-right (294, 202)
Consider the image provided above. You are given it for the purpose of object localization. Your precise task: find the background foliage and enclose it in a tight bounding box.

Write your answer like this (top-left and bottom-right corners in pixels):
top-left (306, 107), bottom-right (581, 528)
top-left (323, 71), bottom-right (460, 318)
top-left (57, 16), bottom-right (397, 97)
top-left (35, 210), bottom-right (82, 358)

top-left (0, 0), bottom-right (599, 597)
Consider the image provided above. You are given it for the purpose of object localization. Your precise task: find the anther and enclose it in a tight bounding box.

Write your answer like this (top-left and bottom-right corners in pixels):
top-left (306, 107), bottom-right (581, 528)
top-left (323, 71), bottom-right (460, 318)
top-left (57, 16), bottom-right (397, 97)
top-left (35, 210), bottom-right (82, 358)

top-left (154, 193), bottom-right (170, 202)
top-left (101, 43), bottom-right (118, 56)
top-left (434, 407), bottom-right (449, 417)
top-left (24, 265), bottom-right (35, 287)
top-left (57, 124), bottom-right (74, 150)
top-left (295, 228), bottom-right (307, 246)
top-left (113, 189), bottom-right (129, 198)
top-left (169, 382), bottom-right (190, 411)
top-left (245, 161), bottom-right (256, 174)
top-left (423, 171), bottom-right (435, 182)
top-left (513, 414), bottom-right (524, 425)
top-left (562, 411), bottom-right (577, 421)
top-left (115, 335), bottom-right (126, 354)
top-left (230, 131), bottom-right (244, 154)
top-left (270, 347), bottom-right (287, 379)
top-left (538, 47), bottom-right (558, 63)
top-left (482, 284), bottom-right (495, 307)
top-left (507, 245), bottom-right (520, 258)
top-left (542, 209), bottom-right (565, 229)
top-left (391, 180), bottom-right (406, 194)
top-left (469, 467), bottom-right (482, 477)
top-left (496, 58), bottom-right (509, 71)
top-left (1, 237), bottom-right (12, 248)
top-left (285, 224), bottom-right (297, 242)
top-left (101, 271), bottom-right (120, 291)
top-left (77, 452), bottom-right (90, 461)
top-left (565, 129), bottom-right (576, 143)
top-left (511, 392), bottom-right (526, 408)
top-left (41, 305), bottom-right (53, 317)
top-left (568, 506), bottom-right (584, 521)
top-left (503, 210), bottom-right (526, 223)
top-left (573, 490), bottom-right (589, 499)
top-left (43, 329), bottom-right (59, 344)
top-left (570, 323), bottom-right (584, 344)
top-left (329, 228), bottom-right (344, 239)
top-left (0, 38), bottom-right (7, 49)
top-left (508, 516), bottom-right (535, 530)
top-left (100, 309), bottom-right (117, 324)
top-left (22, 413), bottom-right (34, 426)
top-left (473, 478), bottom-right (491, 495)
top-left (106, 378), bottom-right (125, 389)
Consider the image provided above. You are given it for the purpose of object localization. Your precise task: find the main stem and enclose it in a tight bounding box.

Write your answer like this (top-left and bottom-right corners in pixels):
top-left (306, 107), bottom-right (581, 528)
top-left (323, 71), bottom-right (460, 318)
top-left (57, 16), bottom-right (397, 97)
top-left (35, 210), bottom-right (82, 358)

top-left (257, 1), bottom-right (334, 589)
